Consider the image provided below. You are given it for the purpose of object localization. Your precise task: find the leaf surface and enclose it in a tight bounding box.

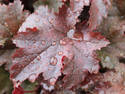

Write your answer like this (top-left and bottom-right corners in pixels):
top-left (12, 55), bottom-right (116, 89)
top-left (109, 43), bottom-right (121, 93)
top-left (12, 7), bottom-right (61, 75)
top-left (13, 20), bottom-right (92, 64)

top-left (0, 0), bottom-right (29, 46)
top-left (88, 0), bottom-right (110, 31)
top-left (10, 0), bottom-right (109, 89)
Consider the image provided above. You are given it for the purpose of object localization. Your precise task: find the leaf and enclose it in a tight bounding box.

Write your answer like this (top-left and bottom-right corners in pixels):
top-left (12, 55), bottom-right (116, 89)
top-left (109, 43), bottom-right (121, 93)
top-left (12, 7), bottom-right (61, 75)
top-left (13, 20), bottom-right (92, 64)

top-left (65, 0), bottom-right (90, 28)
top-left (10, 30), bottom-right (109, 88)
top-left (62, 31), bottom-right (109, 88)
top-left (10, 1), bottom-right (109, 89)
top-left (88, 0), bottom-right (111, 31)
top-left (19, 0), bottom-right (90, 33)
top-left (21, 80), bottom-right (38, 94)
top-left (33, 0), bottom-right (64, 12)
top-left (12, 80), bottom-right (38, 94)
top-left (0, 49), bottom-right (14, 70)
top-left (97, 17), bottom-right (125, 69)
top-left (0, 67), bottom-right (13, 94)
top-left (0, 0), bottom-right (29, 46)
top-left (103, 71), bottom-right (125, 94)
top-left (96, 16), bottom-right (125, 93)
top-left (81, 71), bottom-right (125, 94)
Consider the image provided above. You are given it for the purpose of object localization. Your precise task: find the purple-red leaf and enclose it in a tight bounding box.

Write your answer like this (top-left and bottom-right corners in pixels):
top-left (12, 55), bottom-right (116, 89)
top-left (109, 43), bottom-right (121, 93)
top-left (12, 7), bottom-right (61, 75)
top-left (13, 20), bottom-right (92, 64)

top-left (0, 0), bottom-right (29, 46)
top-left (88, 0), bottom-right (110, 31)
top-left (10, 0), bottom-right (109, 89)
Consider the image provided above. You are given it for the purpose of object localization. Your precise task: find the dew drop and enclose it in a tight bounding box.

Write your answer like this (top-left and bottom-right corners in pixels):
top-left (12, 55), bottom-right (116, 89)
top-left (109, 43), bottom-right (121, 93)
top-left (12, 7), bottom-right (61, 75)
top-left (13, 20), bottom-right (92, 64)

top-left (31, 61), bottom-right (35, 64)
top-left (28, 73), bottom-right (36, 83)
top-left (58, 51), bottom-right (63, 56)
top-left (50, 57), bottom-right (57, 66)
top-left (49, 18), bottom-right (54, 23)
top-left (50, 78), bottom-right (56, 85)
top-left (52, 41), bottom-right (56, 46)
top-left (4, 22), bottom-right (8, 27)
top-left (68, 14), bottom-right (71, 17)
top-left (36, 18), bottom-right (40, 22)
top-left (42, 40), bottom-right (46, 45)
top-left (85, 54), bottom-right (88, 57)
top-left (75, 16), bottom-right (78, 19)
top-left (37, 56), bottom-right (41, 61)
top-left (73, 31), bottom-right (83, 41)
top-left (60, 40), bottom-right (66, 45)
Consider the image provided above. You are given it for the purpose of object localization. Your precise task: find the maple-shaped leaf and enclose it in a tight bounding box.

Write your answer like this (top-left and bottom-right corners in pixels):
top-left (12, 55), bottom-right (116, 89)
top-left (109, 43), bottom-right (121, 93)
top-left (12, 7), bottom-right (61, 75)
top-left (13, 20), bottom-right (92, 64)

top-left (88, 0), bottom-right (110, 31)
top-left (19, 0), bottom-right (90, 33)
top-left (62, 31), bottom-right (109, 88)
top-left (96, 18), bottom-right (125, 94)
top-left (97, 17), bottom-right (125, 69)
top-left (81, 70), bottom-right (125, 94)
top-left (65, 0), bottom-right (90, 28)
top-left (33, 0), bottom-right (64, 12)
top-left (0, 49), bottom-right (14, 70)
top-left (10, 30), bottom-right (109, 88)
top-left (103, 71), bottom-right (125, 94)
top-left (0, 0), bottom-right (29, 46)
top-left (10, 1), bottom-right (109, 89)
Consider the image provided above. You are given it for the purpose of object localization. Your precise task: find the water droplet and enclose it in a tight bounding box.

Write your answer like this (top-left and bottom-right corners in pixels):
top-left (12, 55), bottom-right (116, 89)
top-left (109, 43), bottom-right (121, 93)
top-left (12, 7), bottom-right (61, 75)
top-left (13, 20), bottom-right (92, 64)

top-left (73, 31), bottom-right (83, 41)
top-left (28, 73), bottom-right (36, 83)
top-left (49, 18), bottom-right (54, 23)
top-left (42, 40), bottom-right (46, 45)
top-left (37, 56), bottom-right (41, 61)
top-left (85, 54), bottom-right (88, 57)
top-left (58, 51), bottom-right (63, 56)
top-left (75, 16), bottom-right (78, 19)
top-left (50, 78), bottom-right (56, 85)
top-left (50, 57), bottom-right (57, 66)
top-left (68, 14), bottom-right (71, 17)
top-left (36, 18), bottom-right (40, 22)
top-left (31, 61), bottom-right (35, 64)
top-left (120, 53), bottom-right (124, 56)
top-left (52, 41), bottom-right (56, 46)
top-left (60, 40), bottom-right (66, 45)
top-left (4, 22), bottom-right (8, 27)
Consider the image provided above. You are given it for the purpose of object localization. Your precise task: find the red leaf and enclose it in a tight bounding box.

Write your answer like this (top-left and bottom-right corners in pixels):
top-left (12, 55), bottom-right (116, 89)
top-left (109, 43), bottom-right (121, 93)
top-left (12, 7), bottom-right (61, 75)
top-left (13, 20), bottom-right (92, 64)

top-left (88, 0), bottom-right (110, 31)
top-left (0, 49), bottom-right (14, 70)
top-left (0, 0), bottom-right (29, 46)
top-left (10, 0), bottom-right (109, 89)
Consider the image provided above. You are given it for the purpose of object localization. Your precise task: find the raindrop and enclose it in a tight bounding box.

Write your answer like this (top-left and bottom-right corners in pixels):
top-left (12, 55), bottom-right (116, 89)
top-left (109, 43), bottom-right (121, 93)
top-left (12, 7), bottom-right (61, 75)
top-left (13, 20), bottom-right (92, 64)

top-left (68, 14), bottom-right (71, 17)
top-left (35, 18), bottom-right (40, 22)
top-left (31, 61), bottom-right (35, 64)
top-left (49, 18), bottom-right (54, 23)
top-left (85, 54), bottom-right (88, 57)
top-left (60, 40), bottom-right (66, 45)
top-left (73, 31), bottom-right (83, 41)
top-left (52, 41), bottom-right (56, 46)
top-left (28, 73), bottom-right (36, 83)
top-left (37, 56), bottom-right (41, 61)
top-left (42, 40), bottom-right (46, 45)
top-left (58, 51), bottom-right (63, 56)
top-left (75, 16), bottom-right (78, 20)
top-left (50, 78), bottom-right (56, 85)
top-left (4, 22), bottom-right (8, 27)
top-left (50, 57), bottom-right (57, 66)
